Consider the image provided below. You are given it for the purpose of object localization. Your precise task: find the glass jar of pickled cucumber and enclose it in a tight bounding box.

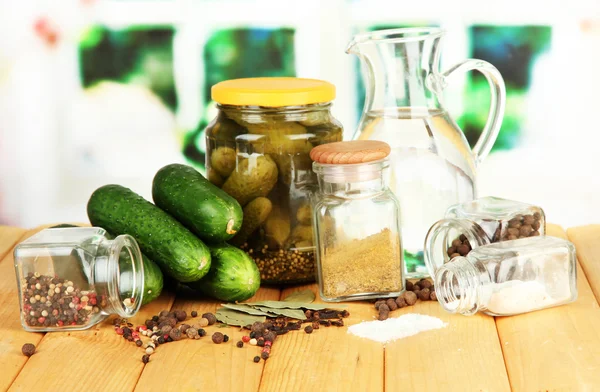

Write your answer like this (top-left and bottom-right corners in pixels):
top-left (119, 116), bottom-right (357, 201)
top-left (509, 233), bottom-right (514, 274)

top-left (205, 78), bottom-right (343, 284)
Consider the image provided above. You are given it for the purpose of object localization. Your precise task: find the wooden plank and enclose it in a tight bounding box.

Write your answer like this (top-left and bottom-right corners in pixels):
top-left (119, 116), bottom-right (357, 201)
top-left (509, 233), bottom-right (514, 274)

top-left (0, 227), bottom-right (26, 261)
top-left (385, 301), bottom-right (510, 392)
top-left (9, 293), bottom-right (176, 392)
top-left (259, 284), bottom-right (384, 392)
top-left (0, 229), bottom-right (40, 392)
top-left (134, 287), bottom-right (281, 392)
top-left (496, 224), bottom-right (600, 391)
top-left (567, 224), bottom-right (600, 304)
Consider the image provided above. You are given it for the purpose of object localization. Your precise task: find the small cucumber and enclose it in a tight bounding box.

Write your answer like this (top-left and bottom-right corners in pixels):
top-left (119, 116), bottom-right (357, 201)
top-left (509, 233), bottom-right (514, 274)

top-left (87, 185), bottom-right (211, 283)
top-left (188, 243), bottom-right (260, 302)
top-left (152, 164), bottom-right (243, 243)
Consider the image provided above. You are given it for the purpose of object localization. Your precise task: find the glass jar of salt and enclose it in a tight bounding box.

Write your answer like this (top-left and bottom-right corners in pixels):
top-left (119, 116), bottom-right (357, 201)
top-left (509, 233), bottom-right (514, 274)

top-left (424, 196), bottom-right (546, 276)
top-left (434, 236), bottom-right (577, 316)
top-left (310, 140), bottom-right (404, 302)
top-left (14, 227), bottom-right (144, 331)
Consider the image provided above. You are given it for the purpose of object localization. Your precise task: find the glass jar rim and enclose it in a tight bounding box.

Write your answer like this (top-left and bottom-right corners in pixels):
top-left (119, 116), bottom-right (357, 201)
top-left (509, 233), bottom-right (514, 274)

top-left (424, 218), bottom-right (490, 277)
top-left (217, 102), bottom-right (332, 113)
top-left (106, 234), bottom-right (144, 318)
top-left (313, 158), bottom-right (389, 183)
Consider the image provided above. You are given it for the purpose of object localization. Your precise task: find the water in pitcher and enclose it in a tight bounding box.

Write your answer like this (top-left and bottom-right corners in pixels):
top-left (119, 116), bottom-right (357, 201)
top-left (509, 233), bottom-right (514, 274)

top-left (360, 108), bottom-right (476, 277)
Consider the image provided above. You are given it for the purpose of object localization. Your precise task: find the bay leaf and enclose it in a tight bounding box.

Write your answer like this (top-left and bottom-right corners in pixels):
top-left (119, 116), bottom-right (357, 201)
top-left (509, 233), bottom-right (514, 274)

top-left (221, 303), bottom-right (276, 316)
top-left (252, 306), bottom-right (306, 320)
top-left (251, 300), bottom-right (339, 310)
top-left (215, 308), bottom-right (266, 327)
top-left (282, 289), bottom-right (316, 303)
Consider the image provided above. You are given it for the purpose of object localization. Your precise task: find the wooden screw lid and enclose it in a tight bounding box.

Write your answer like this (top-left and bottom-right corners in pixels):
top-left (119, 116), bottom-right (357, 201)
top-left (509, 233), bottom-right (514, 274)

top-left (310, 140), bottom-right (391, 164)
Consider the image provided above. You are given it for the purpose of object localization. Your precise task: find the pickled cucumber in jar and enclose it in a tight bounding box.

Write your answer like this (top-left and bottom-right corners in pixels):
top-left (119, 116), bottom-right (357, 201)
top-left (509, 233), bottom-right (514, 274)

top-left (206, 77), bottom-right (343, 284)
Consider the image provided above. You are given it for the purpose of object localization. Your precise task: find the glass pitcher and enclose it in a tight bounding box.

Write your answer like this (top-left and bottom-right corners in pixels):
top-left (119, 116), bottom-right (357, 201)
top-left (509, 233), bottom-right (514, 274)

top-left (347, 27), bottom-right (506, 277)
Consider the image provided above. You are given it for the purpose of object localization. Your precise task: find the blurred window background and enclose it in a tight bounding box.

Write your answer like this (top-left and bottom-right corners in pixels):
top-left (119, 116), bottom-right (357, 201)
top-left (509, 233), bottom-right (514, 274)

top-left (1, 0), bottom-right (599, 228)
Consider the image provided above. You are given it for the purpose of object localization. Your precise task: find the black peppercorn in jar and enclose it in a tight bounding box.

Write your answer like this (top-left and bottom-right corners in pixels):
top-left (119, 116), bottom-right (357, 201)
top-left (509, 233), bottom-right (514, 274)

top-left (14, 227), bottom-right (144, 332)
top-left (424, 196), bottom-right (546, 276)
top-left (206, 78), bottom-right (343, 284)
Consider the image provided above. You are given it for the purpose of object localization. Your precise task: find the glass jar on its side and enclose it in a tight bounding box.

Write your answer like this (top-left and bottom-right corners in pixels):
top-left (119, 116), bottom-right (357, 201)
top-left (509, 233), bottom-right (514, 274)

top-left (14, 227), bottom-right (144, 331)
top-left (206, 78), bottom-right (343, 284)
top-left (311, 140), bottom-right (404, 302)
top-left (424, 196), bottom-right (546, 276)
top-left (434, 236), bottom-right (577, 316)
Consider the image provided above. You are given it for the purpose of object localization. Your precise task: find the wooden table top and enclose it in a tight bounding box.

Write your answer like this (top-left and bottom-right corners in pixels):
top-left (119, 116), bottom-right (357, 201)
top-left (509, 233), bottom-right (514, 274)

top-left (1, 223), bottom-right (600, 392)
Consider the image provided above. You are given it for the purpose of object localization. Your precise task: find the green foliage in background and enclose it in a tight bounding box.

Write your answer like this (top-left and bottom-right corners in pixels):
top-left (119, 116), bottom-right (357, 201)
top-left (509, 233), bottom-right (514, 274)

top-left (79, 25), bottom-right (177, 110)
top-left (458, 25), bottom-right (552, 151)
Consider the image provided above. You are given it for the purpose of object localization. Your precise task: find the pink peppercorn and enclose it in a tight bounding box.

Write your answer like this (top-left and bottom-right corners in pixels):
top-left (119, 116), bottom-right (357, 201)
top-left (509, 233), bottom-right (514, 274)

top-left (72, 297), bottom-right (80, 304)
top-left (132, 332), bottom-right (139, 338)
top-left (37, 317), bottom-right (45, 324)
top-left (242, 336), bottom-right (250, 343)
top-left (116, 327), bottom-right (124, 335)
top-left (89, 297), bottom-right (97, 305)
top-left (76, 304), bottom-right (83, 311)
top-left (264, 341), bottom-right (272, 347)
top-left (71, 322), bottom-right (76, 326)
top-left (57, 320), bottom-right (64, 327)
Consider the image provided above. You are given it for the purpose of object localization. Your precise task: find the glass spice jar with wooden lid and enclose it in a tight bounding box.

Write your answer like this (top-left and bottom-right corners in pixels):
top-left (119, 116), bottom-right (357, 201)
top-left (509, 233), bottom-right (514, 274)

top-left (310, 140), bottom-right (405, 301)
top-left (206, 77), bottom-right (343, 285)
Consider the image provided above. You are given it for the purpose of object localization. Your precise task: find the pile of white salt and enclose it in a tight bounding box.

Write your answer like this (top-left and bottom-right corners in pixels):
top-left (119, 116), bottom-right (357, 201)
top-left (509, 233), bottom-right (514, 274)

top-left (347, 313), bottom-right (447, 343)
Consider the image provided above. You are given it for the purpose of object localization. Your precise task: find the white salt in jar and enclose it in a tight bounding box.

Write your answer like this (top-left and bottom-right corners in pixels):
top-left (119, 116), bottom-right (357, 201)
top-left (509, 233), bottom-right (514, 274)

top-left (434, 236), bottom-right (577, 316)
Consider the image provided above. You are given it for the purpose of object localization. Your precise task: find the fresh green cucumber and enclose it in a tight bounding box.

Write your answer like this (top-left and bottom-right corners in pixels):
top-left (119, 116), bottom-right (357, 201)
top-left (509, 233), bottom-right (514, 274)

top-left (152, 164), bottom-right (243, 242)
top-left (87, 185), bottom-right (211, 282)
top-left (187, 243), bottom-right (260, 302)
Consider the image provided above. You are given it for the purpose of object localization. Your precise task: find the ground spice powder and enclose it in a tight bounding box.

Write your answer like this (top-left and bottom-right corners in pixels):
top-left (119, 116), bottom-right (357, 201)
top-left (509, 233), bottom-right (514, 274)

top-left (321, 229), bottom-right (402, 298)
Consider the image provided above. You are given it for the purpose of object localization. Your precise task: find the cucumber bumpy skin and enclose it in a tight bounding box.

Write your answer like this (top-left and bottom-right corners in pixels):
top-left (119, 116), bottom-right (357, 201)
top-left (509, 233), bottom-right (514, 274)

top-left (87, 184), bottom-right (211, 283)
top-left (188, 243), bottom-right (260, 302)
top-left (152, 164), bottom-right (243, 243)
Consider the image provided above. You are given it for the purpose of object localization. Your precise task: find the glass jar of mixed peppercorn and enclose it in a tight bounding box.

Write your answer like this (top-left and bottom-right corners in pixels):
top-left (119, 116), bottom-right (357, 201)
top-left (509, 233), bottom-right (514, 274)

top-left (424, 196), bottom-right (546, 276)
top-left (14, 227), bottom-right (144, 331)
top-left (206, 77), bottom-right (343, 284)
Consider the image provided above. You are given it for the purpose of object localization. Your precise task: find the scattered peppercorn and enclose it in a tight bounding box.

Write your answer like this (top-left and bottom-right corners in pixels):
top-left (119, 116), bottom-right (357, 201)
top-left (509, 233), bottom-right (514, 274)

top-left (21, 343), bottom-right (36, 357)
top-left (169, 328), bottom-right (183, 341)
top-left (379, 304), bottom-right (390, 313)
top-left (386, 298), bottom-right (398, 311)
top-left (311, 321), bottom-right (320, 330)
top-left (253, 356), bottom-right (260, 363)
top-left (249, 338), bottom-right (257, 346)
top-left (249, 331), bottom-right (257, 339)
top-left (378, 311), bottom-right (389, 321)
top-left (304, 325), bottom-right (313, 334)
top-left (236, 341), bottom-right (244, 348)
top-left (418, 288), bottom-right (430, 301)
top-left (430, 291), bottom-right (437, 301)
top-left (395, 296), bottom-right (407, 308)
top-left (223, 335), bottom-right (229, 343)
top-left (419, 280), bottom-right (433, 289)
top-left (142, 354), bottom-right (150, 364)
top-left (179, 324), bottom-right (190, 333)
top-left (191, 311), bottom-right (198, 318)
top-left (212, 332), bottom-right (224, 344)
top-left (202, 313), bottom-right (217, 325)
top-left (242, 335), bottom-right (250, 343)
top-left (413, 284), bottom-right (421, 291)
top-left (185, 328), bottom-right (198, 339)
top-left (331, 319), bottom-right (344, 327)
top-left (198, 329), bottom-right (206, 337)
top-left (136, 339), bottom-right (143, 347)
top-left (261, 352), bottom-right (269, 360)
top-left (404, 291), bottom-right (418, 306)
top-left (405, 280), bottom-right (414, 291)
top-left (174, 310), bottom-right (187, 322)
top-left (257, 339), bottom-right (265, 347)
top-left (159, 310), bottom-right (170, 318)
top-left (251, 321), bottom-right (265, 335)
top-left (341, 310), bottom-right (350, 318)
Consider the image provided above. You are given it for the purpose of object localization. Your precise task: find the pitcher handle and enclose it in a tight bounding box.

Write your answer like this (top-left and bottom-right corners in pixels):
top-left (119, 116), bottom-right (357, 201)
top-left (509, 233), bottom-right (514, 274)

top-left (441, 59), bottom-right (506, 165)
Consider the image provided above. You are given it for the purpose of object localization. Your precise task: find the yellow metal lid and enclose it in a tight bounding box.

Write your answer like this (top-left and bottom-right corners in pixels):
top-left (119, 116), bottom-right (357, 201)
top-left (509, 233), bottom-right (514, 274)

top-left (211, 77), bottom-right (335, 107)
